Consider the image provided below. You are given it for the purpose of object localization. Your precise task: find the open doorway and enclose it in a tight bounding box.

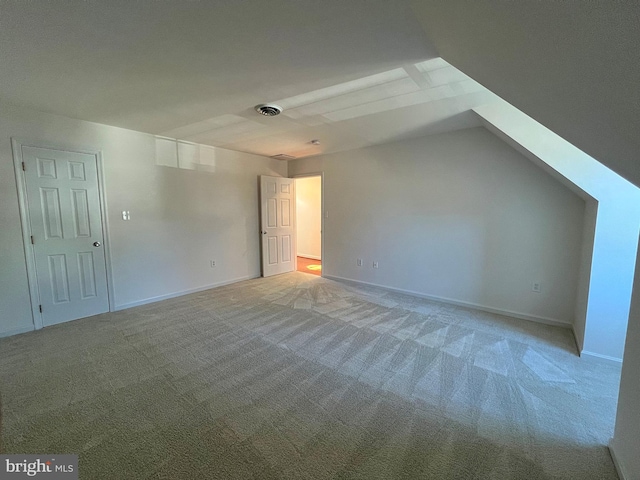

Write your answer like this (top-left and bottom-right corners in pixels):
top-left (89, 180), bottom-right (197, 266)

top-left (295, 175), bottom-right (322, 276)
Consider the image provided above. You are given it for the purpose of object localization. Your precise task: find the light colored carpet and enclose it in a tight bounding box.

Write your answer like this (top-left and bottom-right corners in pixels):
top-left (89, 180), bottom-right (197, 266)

top-left (0, 272), bottom-right (621, 479)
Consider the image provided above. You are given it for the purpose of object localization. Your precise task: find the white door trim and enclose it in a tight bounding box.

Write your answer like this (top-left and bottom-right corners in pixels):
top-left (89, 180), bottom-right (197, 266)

top-left (292, 172), bottom-right (324, 278)
top-left (11, 138), bottom-right (114, 330)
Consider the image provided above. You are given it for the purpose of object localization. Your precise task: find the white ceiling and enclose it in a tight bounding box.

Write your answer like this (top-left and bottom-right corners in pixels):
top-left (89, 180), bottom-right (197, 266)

top-left (159, 58), bottom-right (498, 158)
top-left (0, 0), bottom-right (499, 159)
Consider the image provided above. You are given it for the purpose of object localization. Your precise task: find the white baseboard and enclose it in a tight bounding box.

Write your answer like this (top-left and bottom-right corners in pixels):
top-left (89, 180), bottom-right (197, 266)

top-left (323, 274), bottom-right (572, 329)
top-left (581, 350), bottom-right (623, 363)
top-left (0, 325), bottom-right (36, 339)
top-left (0, 276), bottom-right (260, 339)
top-left (609, 439), bottom-right (628, 480)
top-left (298, 254), bottom-right (321, 261)
top-left (114, 274), bottom-right (259, 311)
top-left (572, 324), bottom-right (622, 363)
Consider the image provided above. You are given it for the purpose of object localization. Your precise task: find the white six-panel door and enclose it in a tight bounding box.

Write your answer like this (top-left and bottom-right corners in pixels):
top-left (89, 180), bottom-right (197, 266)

top-left (22, 146), bottom-right (109, 326)
top-left (260, 176), bottom-right (296, 277)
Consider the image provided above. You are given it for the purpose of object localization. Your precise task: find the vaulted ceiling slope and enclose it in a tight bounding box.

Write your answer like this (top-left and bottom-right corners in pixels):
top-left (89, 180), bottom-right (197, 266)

top-left (0, 0), bottom-right (448, 157)
top-left (410, 0), bottom-right (640, 188)
top-left (2, 1), bottom-right (637, 178)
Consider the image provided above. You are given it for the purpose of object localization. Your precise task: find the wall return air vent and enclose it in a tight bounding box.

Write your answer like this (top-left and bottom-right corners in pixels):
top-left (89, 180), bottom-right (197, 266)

top-left (255, 104), bottom-right (283, 116)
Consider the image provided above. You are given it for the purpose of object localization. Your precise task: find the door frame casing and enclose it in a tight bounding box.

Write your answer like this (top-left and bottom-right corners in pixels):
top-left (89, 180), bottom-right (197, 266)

top-left (292, 172), bottom-right (324, 278)
top-left (11, 138), bottom-right (115, 330)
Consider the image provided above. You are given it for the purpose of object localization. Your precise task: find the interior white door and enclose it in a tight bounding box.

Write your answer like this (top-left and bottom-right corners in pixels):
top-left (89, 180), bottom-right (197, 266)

top-left (23, 146), bottom-right (109, 327)
top-left (260, 175), bottom-right (296, 277)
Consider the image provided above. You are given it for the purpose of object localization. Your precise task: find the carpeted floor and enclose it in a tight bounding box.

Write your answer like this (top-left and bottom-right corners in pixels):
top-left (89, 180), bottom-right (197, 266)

top-left (0, 273), bottom-right (621, 479)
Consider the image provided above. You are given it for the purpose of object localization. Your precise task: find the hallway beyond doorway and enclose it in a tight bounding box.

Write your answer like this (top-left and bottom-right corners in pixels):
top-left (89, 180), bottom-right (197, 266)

top-left (297, 256), bottom-right (321, 276)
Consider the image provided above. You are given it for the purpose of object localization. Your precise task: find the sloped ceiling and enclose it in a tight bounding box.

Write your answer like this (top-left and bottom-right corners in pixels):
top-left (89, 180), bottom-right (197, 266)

top-left (2, 1), bottom-right (636, 175)
top-left (410, 0), bottom-right (640, 188)
top-left (1, 0), bottom-right (482, 158)
top-left (0, 0), bottom-right (431, 128)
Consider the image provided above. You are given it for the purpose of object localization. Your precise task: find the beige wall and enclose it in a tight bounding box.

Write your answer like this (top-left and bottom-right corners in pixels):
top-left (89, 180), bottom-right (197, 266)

top-left (0, 104), bottom-right (286, 337)
top-left (289, 127), bottom-right (585, 325)
top-left (295, 176), bottom-right (322, 260)
top-left (475, 103), bottom-right (640, 361)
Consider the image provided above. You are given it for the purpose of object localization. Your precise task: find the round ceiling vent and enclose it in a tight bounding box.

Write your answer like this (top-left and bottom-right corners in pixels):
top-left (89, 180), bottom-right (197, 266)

top-left (255, 104), bottom-right (283, 116)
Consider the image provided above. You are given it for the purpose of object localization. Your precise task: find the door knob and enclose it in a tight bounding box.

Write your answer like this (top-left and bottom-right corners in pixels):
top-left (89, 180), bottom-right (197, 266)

top-left (93, 241), bottom-right (101, 247)
top-left (262, 231), bottom-right (267, 235)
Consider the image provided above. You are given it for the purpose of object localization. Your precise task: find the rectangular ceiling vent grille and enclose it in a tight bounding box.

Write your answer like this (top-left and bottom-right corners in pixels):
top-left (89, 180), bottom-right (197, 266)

top-left (270, 154), bottom-right (297, 161)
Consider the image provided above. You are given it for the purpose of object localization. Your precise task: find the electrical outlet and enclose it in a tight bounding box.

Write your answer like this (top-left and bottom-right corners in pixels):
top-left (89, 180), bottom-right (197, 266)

top-left (210, 260), bottom-right (216, 268)
top-left (532, 282), bottom-right (541, 293)
top-left (373, 261), bottom-right (379, 269)
top-left (357, 259), bottom-right (363, 267)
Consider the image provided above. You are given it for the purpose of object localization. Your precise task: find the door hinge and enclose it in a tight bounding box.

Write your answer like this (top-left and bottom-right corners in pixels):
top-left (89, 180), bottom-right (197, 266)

top-left (30, 235), bottom-right (34, 245)
top-left (39, 305), bottom-right (42, 313)
top-left (22, 161), bottom-right (25, 171)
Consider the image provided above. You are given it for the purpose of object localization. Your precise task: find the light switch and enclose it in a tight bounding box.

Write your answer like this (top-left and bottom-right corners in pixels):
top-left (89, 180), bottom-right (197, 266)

top-left (122, 211), bottom-right (131, 220)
